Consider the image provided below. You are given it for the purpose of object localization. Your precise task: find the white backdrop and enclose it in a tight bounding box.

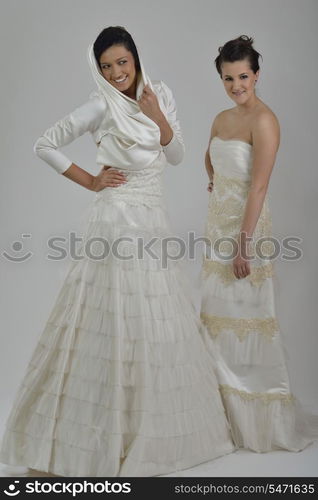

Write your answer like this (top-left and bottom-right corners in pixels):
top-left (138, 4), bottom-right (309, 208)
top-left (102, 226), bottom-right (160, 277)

top-left (1, 0), bottom-right (317, 429)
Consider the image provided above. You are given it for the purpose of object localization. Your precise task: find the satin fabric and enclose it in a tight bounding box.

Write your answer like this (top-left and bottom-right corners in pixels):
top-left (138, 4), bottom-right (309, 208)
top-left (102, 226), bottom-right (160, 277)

top-left (33, 79), bottom-right (184, 175)
top-left (87, 42), bottom-right (162, 170)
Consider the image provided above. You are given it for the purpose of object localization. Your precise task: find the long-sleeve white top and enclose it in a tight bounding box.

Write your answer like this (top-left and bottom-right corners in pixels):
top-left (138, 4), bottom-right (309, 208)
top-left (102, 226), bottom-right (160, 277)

top-left (34, 80), bottom-right (185, 174)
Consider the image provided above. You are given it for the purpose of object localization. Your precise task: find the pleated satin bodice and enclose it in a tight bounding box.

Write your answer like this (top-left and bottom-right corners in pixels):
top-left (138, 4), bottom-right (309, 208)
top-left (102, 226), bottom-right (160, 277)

top-left (210, 136), bottom-right (253, 180)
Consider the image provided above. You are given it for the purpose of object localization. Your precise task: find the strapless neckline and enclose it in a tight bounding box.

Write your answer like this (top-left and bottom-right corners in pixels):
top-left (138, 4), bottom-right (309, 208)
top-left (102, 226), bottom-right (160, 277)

top-left (211, 136), bottom-right (252, 148)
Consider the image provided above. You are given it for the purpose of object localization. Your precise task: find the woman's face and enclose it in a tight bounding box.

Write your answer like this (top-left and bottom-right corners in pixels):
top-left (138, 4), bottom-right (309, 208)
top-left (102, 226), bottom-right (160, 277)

top-left (99, 44), bottom-right (137, 95)
top-left (220, 58), bottom-right (259, 105)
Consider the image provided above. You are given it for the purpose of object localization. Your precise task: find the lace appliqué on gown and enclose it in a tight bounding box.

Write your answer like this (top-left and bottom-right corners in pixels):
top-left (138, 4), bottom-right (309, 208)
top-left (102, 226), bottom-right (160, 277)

top-left (200, 313), bottom-right (279, 342)
top-left (201, 259), bottom-right (274, 287)
top-left (219, 385), bottom-right (295, 404)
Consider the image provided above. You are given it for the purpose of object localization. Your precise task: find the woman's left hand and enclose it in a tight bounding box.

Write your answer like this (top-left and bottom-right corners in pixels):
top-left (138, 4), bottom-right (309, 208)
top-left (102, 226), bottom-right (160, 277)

top-left (233, 235), bottom-right (252, 279)
top-left (233, 255), bottom-right (251, 279)
top-left (138, 85), bottom-right (163, 124)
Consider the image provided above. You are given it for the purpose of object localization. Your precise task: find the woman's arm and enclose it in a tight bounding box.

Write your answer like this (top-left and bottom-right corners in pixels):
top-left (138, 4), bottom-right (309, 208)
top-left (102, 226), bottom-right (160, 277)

top-left (33, 94), bottom-right (126, 190)
top-left (156, 113), bottom-right (173, 147)
top-left (138, 81), bottom-right (185, 165)
top-left (205, 149), bottom-right (214, 182)
top-left (61, 162), bottom-right (96, 189)
top-left (61, 163), bottom-right (126, 191)
top-left (233, 111), bottom-right (280, 279)
top-left (205, 118), bottom-right (217, 190)
top-left (159, 81), bottom-right (185, 165)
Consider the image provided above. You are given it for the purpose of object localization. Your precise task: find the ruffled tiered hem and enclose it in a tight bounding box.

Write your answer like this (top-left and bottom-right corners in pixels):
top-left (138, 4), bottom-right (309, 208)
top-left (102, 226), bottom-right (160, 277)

top-left (0, 192), bottom-right (235, 476)
top-left (0, 406), bottom-right (234, 477)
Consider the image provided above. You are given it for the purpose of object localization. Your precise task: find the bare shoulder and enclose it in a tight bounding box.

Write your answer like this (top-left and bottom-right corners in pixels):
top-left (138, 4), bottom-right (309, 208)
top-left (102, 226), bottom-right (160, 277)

top-left (252, 103), bottom-right (280, 148)
top-left (253, 103), bottom-right (280, 134)
top-left (214, 108), bottom-right (234, 125)
top-left (210, 108), bottom-right (233, 134)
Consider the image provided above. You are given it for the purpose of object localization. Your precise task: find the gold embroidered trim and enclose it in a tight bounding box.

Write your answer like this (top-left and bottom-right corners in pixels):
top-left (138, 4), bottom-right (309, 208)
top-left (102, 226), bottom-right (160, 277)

top-left (205, 173), bottom-right (273, 250)
top-left (201, 313), bottom-right (279, 341)
top-left (219, 384), bottom-right (295, 404)
top-left (202, 259), bottom-right (274, 287)
top-left (213, 172), bottom-right (250, 197)
top-left (206, 192), bottom-right (243, 239)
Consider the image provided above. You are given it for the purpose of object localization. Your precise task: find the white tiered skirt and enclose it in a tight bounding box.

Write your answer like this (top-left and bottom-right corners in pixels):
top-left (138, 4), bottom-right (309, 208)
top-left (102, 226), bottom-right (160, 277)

top-left (0, 157), bottom-right (234, 477)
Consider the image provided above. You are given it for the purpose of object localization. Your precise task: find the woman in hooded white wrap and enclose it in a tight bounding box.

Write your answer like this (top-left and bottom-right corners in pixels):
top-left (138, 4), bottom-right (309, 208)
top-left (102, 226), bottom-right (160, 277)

top-left (0, 26), bottom-right (235, 477)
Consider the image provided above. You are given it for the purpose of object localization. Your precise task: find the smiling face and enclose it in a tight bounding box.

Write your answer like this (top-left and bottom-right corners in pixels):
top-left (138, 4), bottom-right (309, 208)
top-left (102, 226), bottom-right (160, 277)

top-left (99, 44), bottom-right (137, 97)
top-left (220, 58), bottom-right (259, 105)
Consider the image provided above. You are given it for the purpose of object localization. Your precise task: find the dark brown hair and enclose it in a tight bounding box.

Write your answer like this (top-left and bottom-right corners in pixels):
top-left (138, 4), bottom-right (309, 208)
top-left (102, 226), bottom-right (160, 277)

top-left (215, 35), bottom-right (262, 76)
top-left (93, 26), bottom-right (141, 72)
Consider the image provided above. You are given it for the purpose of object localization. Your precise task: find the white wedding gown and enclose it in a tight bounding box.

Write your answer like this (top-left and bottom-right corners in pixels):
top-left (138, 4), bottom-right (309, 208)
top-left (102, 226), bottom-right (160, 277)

top-left (200, 136), bottom-right (318, 452)
top-left (0, 151), bottom-right (235, 477)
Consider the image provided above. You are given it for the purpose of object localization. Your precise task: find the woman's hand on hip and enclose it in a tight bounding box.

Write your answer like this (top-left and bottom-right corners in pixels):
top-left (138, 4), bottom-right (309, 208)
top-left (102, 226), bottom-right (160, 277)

top-left (90, 166), bottom-right (127, 192)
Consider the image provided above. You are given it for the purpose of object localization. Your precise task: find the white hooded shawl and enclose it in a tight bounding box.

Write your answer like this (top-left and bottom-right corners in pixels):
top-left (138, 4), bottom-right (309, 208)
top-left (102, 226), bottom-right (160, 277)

top-left (87, 42), bottom-right (162, 170)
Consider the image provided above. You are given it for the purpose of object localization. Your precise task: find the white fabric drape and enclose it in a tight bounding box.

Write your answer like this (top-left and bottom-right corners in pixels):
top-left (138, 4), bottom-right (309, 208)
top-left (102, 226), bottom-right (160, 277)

top-left (86, 42), bottom-right (162, 170)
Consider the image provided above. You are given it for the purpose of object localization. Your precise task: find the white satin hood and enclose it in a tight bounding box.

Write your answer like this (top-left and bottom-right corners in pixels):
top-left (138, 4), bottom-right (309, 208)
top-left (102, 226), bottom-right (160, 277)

top-left (87, 42), bottom-right (162, 170)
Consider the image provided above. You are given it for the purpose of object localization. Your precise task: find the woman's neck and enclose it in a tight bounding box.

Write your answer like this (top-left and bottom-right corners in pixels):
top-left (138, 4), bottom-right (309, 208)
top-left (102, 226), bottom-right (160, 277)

top-left (236, 93), bottom-right (262, 114)
top-left (122, 83), bottom-right (136, 100)
top-left (122, 72), bottom-right (140, 100)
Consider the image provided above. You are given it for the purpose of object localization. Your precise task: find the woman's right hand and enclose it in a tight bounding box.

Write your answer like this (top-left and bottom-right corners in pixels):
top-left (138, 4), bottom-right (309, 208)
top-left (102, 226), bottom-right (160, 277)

top-left (207, 180), bottom-right (214, 193)
top-left (90, 166), bottom-right (127, 192)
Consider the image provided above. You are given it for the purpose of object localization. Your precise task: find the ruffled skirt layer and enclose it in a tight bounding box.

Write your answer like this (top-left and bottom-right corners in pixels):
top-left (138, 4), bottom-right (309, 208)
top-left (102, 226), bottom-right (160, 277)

top-left (0, 182), bottom-right (234, 476)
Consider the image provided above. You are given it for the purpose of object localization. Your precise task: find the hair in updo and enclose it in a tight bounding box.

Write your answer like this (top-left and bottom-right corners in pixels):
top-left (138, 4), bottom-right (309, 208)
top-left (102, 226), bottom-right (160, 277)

top-left (93, 26), bottom-right (141, 72)
top-left (215, 35), bottom-right (262, 77)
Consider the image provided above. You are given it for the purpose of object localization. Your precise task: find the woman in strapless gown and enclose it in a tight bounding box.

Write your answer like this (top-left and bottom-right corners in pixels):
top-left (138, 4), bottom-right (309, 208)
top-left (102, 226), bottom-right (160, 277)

top-left (0, 26), bottom-right (235, 478)
top-left (200, 35), bottom-right (318, 452)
